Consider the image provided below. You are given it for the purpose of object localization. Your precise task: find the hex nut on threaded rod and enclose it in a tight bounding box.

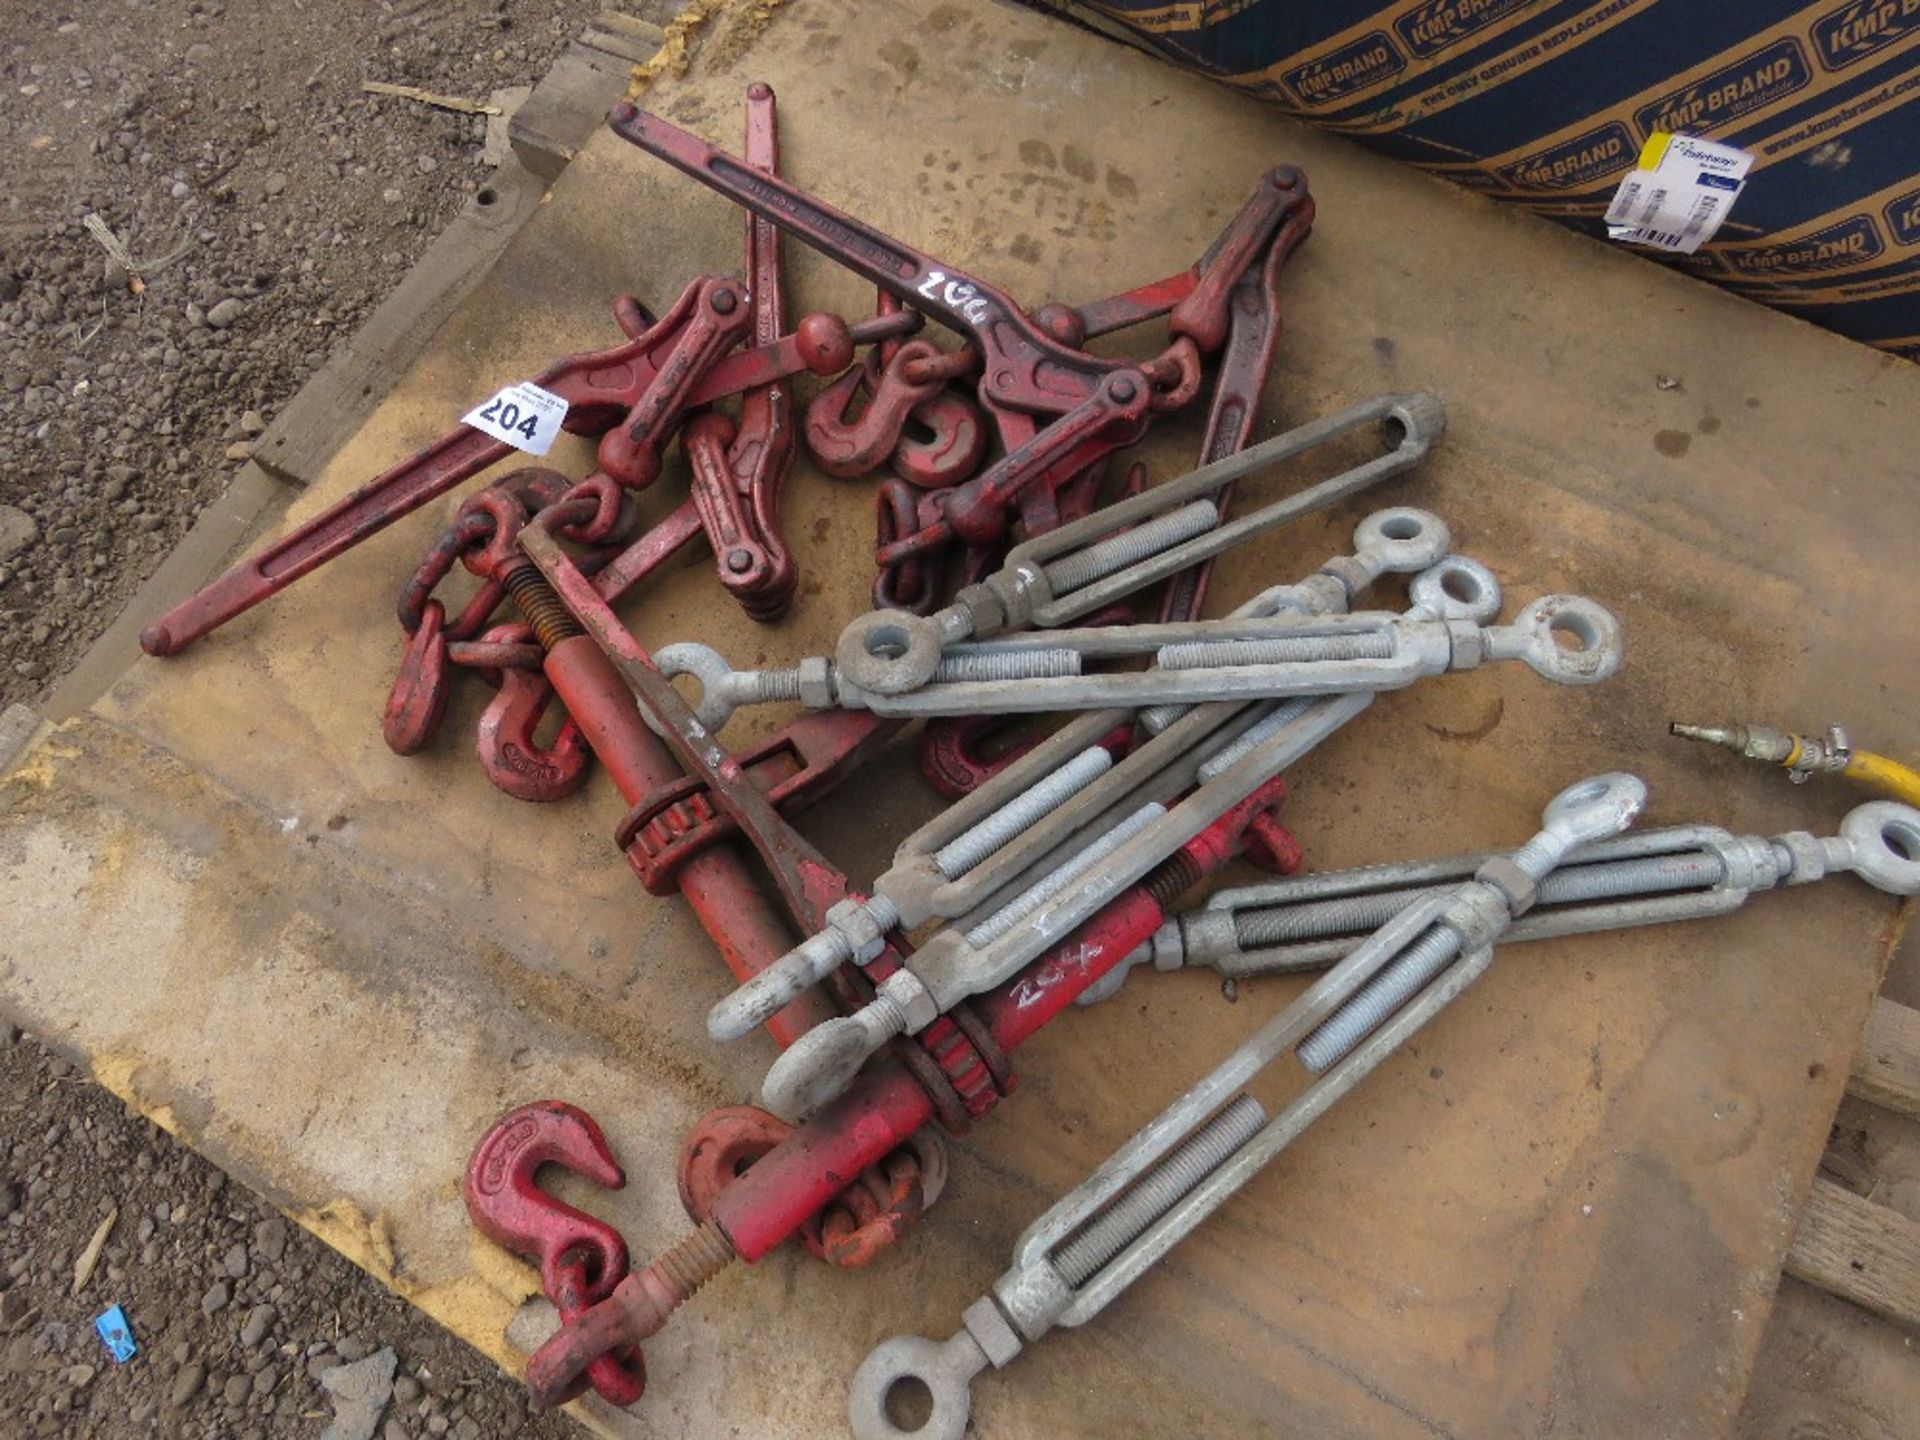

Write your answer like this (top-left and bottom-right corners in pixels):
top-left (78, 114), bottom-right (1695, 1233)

top-left (760, 842), bottom-right (1217, 1121)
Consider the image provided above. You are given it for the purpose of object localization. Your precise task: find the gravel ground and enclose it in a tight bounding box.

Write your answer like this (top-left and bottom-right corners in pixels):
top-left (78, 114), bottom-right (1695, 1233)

top-left (0, 0), bottom-right (606, 710)
top-left (0, 1023), bottom-right (576, 1439)
top-left (0, 3), bottom-right (612, 1435)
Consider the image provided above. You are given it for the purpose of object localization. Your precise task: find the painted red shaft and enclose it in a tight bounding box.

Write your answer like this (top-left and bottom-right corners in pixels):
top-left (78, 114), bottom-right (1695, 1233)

top-left (714, 888), bottom-right (1166, 1261)
top-left (544, 634), bottom-right (833, 1044)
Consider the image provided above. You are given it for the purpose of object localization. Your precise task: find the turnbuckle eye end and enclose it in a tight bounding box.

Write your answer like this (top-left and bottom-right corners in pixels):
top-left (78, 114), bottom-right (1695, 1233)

top-left (1839, 802), bottom-right (1920, 895)
top-left (1408, 555), bottom-right (1502, 624)
top-left (651, 642), bottom-right (739, 731)
top-left (1543, 773), bottom-right (1647, 846)
top-left (1512, 595), bottom-right (1625, 685)
top-left (848, 1333), bottom-right (982, 1440)
top-left (1352, 506), bottom-right (1450, 572)
top-left (762, 1017), bottom-right (875, 1122)
top-left (836, 610), bottom-right (945, 695)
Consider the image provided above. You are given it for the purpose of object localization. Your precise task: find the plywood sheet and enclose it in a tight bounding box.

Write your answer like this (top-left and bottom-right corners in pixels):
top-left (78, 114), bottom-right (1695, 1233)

top-left (4, 1), bottom-right (1919, 1435)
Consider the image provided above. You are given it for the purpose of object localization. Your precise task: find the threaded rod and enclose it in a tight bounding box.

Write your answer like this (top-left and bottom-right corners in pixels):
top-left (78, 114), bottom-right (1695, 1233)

top-left (1142, 846), bottom-right (1205, 909)
top-left (932, 746), bottom-right (1113, 879)
top-left (503, 563), bottom-right (584, 652)
top-left (1053, 1094), bottom-right (1266, 1286)
top-left (1296, 925), bottom-right (1462, 1073)
top-left (652, 1218), bottom-right (735, 1300)
top-left (1045, 500), bottom-right (1220, 595)
top-left (1159, 632), bottom-right (1394, 670)
top-left (1232, 851), bottom-right (1727, 949)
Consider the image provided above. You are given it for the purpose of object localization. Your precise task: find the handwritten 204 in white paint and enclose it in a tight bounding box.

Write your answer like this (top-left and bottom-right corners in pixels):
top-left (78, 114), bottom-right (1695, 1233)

top-left (917, 269), bottom-right (992, 326)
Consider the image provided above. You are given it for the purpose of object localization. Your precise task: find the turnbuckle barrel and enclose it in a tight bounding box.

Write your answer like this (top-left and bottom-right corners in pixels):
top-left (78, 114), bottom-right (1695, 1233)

top-left (832, 391), bottom-right (1447, 697)
top-left (1080, 802), bottom-right (1920, 1000)
top-left (758, 693), bottom-right (1373, 1120)
top-left (849, 776), bottom-right (1646, 1439)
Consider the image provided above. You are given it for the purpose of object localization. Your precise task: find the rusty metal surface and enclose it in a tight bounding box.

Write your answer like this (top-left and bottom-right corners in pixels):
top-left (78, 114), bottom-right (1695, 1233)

top-left (2, 1), bottom-right (1919, 1436)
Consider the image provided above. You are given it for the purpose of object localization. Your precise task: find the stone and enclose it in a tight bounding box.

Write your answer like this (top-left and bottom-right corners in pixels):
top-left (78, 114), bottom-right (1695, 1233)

top-left (168, 1360), bottom-right (206, 1407)
top-left (239, 409), bottom-right (266, 436)
top-left (205, 298), bottom-right (242, 329)
top-left (0, 505), bottom-right (38, 564)
top-left (222, 1372), bottom-right (250, 1405)
top-left (263, 173), bottom-right (287, 197)
top-left (222, 1241), bottom-right (248, 1278)
top-left (200, 1279), bottom-right (229, 1314)
top-left (252, 1216), bottom-right (287, 1261)
top-left (319, 1346), bottom-right (398, 1440)
top-left (305, 1351), bottom-right (340, 1380)
top-left (391, 1375), bottom-right (422, 1405)
top-left (239, 1303), bottom-right (274, 1347)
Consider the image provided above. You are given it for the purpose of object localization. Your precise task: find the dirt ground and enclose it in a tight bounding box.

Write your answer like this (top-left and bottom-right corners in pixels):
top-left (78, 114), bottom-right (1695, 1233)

top-left (0, 1024), bottom-right (578, 1440)
top-left (0, 3), bottom-right (606, 1436)
top-left (0, 0), bottom-right (606, 711)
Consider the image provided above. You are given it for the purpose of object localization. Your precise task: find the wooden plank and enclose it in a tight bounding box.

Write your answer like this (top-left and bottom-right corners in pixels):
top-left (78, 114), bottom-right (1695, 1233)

top-left (1848, 997), bottom-right (1920, 1119)
top-left (0, 703), bottom-right (40, 774)
top-left (1783, 1178), bottom-right (1920, 1332)
top-left (248, 157), bottom-right (547, 492)
top-left (508, 40), bottom-right (632, 181)
top-left (586, 11), bottom-right (668, 65)
top-left (1738, 1278), bottom-right (1920, 1440)
top-left (584, 30), bottom-right (659, 67)
top-left (593, 7), bottom-right (669, 37)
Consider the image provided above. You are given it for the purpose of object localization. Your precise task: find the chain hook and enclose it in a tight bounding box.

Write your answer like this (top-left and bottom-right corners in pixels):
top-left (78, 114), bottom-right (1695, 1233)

top-left (475, 663), bottom-right (592, 803)
top-left (383, 598), bottom-right (454, 756)
top-left (463, 1102), bottom-right (645, 1407)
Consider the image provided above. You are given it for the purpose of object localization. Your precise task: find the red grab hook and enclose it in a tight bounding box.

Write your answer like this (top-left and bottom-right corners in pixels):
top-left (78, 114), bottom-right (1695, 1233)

top-left (475, 654), bottom-right (592, 803)
top-left (464, 1102), bottom-right (645, 1406)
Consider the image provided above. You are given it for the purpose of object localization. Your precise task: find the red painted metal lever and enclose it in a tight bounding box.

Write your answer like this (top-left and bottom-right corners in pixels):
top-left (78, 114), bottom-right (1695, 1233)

top-left (608, 104), bottom-right (1134, 399)
top-left (519, 779), bottom-right (1297, 1407)
top-left (137, 292), bottom-right (911, 658)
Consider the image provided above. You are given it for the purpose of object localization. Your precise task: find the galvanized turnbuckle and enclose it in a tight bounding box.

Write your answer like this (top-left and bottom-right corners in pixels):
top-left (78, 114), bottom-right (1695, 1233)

top-left (846, 774), bottom-right (1647, 1440)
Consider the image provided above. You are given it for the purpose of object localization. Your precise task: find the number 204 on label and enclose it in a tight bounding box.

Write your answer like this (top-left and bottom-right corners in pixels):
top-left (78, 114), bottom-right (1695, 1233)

top-left (461, 381), bottom-right (570, 457)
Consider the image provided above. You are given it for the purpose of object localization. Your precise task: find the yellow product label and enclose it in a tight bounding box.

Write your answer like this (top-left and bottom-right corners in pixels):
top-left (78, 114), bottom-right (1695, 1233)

top-left (1638, 131), bottom-right (1673, 169)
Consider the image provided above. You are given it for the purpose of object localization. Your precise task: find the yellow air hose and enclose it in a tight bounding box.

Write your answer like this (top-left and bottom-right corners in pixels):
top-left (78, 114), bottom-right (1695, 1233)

top-left (1669, 720), bottom-right (1920, 806)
